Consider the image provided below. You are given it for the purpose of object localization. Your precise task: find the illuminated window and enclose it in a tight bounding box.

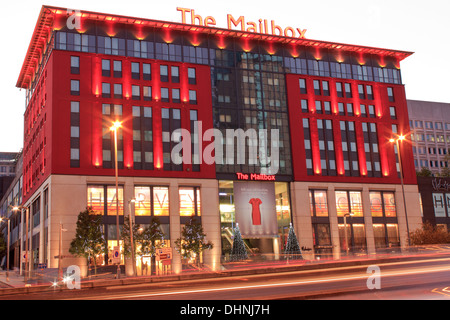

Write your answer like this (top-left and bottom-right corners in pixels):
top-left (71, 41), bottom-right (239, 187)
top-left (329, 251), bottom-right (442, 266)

top-left (369, 192), bottom-right (383, 217)
top-left (134, 186), bottom-right (151, 216)
top-left (87, 186), bottom-right (104, 215)
top-left (143, 86), bottom-right (152, 101)
top-left (153, 187), bottom-right (169, 216)
top-left (179, 187), bottom-right (201, 217)
top-left (335, 190), bottom-right (363, 217)
top-left (132, 186), bottom-right (169, 216)
top-left (106, 186), bottom-right (124, 215)
top-left (309, 190), bottom-right (328, 217)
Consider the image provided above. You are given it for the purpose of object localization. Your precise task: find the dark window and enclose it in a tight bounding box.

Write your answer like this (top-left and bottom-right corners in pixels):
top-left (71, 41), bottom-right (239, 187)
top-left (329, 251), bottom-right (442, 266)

top-left (131, 62), bottom-right (140, 80)
top-left (171, 66), bottom-right (179, 83)
top-left (102, 83), bottom-right (110, 98)
top-left (71, 80), bottom-right (80, 95)
top-left (70, 56), bottom-right (80, 74)
top-left (143, 63), bottom-right (151, 80)
top-left (160, 65), bottom-right (168, 82)
top-left (387, 87), bottom-right (395, 102)
top-left (188, 67), bottom-right (196, 84)
top-left (114, 84), bottom-right (123, 99)
top-left (113, 61), bottom-right (122, 78)
top-left (299, 78), bottom-right (307, 94)
top-left (102, 59), bottom-right (110, 77)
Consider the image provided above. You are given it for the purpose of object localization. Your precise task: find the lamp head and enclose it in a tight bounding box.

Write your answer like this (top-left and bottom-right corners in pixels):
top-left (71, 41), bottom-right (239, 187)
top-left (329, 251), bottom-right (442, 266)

top-left (110, 121), bottom-right (122, 131)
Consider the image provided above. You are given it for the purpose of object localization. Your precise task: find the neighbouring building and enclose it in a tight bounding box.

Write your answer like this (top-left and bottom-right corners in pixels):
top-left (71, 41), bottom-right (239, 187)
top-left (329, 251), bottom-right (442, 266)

top-left (408, 100), bottom-right (450, 175)
top-left (14, 6), bottom-right (423, 274)
top-left (416, 176), bottom-right (450, 231)
top-left (0, 151), bottom-right (23, 269)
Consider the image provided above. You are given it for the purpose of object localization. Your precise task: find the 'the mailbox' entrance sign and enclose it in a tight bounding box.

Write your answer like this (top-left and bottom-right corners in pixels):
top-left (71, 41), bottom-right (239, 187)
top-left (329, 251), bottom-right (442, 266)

top-left (177, 7), bottom-right (307, 39)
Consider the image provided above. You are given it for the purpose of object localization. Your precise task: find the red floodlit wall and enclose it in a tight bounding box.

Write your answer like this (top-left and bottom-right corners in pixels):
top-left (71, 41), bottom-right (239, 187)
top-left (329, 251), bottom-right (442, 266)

top-left (22, 50), bottom-right (215, 202)
top-left (286, 73), bottom-right (416, 185)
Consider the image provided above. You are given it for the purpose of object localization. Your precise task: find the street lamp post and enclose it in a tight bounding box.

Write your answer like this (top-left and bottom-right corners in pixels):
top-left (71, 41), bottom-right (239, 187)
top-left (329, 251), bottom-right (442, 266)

top-left (343, 212), bottom-right (354, 256)
top-left (0, 216), bottom-right (10, 281)
top-left (11, 206), bottom-right (30, 283)
top-left (389, 134), bottom-right (411, 247)
top-left (110, 121), bottom-right (122, 279)
top-left (128, 199), bottom-right (137, 277)
top-left (58, 223), bottom-right (67, 281)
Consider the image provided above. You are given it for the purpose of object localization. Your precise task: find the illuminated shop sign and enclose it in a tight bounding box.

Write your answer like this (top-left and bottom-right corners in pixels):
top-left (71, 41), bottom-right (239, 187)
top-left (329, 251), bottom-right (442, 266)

top-left (236, 172), bottom-right (276, 181)
top-left (177, 7), bottom-right (307, 39)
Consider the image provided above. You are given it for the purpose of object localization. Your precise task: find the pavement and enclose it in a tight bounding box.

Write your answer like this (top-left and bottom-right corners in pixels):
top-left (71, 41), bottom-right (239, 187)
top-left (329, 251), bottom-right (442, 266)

top-left (1, 246), bottom-right (450, 297)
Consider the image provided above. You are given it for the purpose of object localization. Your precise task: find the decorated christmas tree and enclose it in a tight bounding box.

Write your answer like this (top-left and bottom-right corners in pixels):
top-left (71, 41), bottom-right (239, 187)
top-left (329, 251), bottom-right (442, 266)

top-left (230, 223), bottom-right (248, 262)
top-left (284, 223), bottom-right (303, 260)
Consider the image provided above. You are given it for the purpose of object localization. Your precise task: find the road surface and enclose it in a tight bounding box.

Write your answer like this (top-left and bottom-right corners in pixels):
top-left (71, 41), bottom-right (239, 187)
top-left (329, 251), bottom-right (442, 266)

top-left (2, 256), bottom-right (450, 301)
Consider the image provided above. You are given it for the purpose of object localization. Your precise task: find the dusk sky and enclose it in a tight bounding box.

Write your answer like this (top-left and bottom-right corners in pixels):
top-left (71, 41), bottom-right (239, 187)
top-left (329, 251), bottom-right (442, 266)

top-left (1, 0), bottom-right (449, 152)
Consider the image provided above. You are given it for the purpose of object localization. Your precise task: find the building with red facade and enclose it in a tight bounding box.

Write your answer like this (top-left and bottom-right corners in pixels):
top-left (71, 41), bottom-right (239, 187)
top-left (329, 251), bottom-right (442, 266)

top-left (15, 6), bottom-right (422, 274)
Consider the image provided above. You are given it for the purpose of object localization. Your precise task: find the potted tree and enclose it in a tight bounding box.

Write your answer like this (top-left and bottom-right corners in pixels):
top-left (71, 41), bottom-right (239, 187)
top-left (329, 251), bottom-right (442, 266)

top-left (69, 208), bottom-right (105, 277)
top-left (175, 217), bottom-right (213, 268)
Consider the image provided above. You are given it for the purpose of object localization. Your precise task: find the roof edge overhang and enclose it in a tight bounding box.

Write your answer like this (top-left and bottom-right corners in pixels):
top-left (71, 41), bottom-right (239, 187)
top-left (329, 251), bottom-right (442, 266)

top-left (16, 5), bottom-right (414, 89)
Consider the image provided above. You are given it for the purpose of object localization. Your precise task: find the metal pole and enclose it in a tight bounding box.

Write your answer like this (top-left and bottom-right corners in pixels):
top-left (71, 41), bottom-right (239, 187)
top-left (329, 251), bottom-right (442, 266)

top-left (114, 127), bottom-right (121, 279)
top-left (6, 219), bottom-right (10, 281)
top-left (397, 140), bottom-right (411, 246)
top-left (24, 207), bottom-right (29, 284)
top-left (344, 215), bottom-right (348, 256)
top-left (128, 200), bottom-right (136, 277)
top-left (58, 223), bottom-right (63, 281)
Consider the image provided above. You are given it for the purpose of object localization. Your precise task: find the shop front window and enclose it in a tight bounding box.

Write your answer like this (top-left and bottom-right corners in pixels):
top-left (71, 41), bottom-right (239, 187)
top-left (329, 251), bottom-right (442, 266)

top-left (154, 187), bottom-right (169, 216)
top-left (218, 181), bottom-right (292, 258)
top-left (338, 223), bottom-right (366, 253)
top-left (335, 190), bottom-right (363, 217)
top-left (310, 190), bottom-right (328, 217)
top-left (387, 224), bottom-right (400, 247)
top-left (134, 186), bottom-right (151, 216)
top-left (313, 224), bottom-right (332, 247)
top-left (87, 186), bottom-right (104, 215)
top-left (133, 186), bottom-right (169, 216)
top-left (107, 186), bottom-right (124, 215)
top-left (373, 224), bottom-right (386, 248)
top-left (179, 187), bottom-right (201, 216)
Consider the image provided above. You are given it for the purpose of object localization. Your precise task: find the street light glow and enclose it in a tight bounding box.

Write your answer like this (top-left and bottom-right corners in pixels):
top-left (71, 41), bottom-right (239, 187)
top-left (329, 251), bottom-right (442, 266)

top-left (110, 121), bottom-right (122, 131)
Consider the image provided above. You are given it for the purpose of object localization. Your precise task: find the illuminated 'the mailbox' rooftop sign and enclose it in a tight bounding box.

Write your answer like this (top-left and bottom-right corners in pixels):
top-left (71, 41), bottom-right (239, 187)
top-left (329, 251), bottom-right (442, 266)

top-left (177, 7), bottom-right (307, 39)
